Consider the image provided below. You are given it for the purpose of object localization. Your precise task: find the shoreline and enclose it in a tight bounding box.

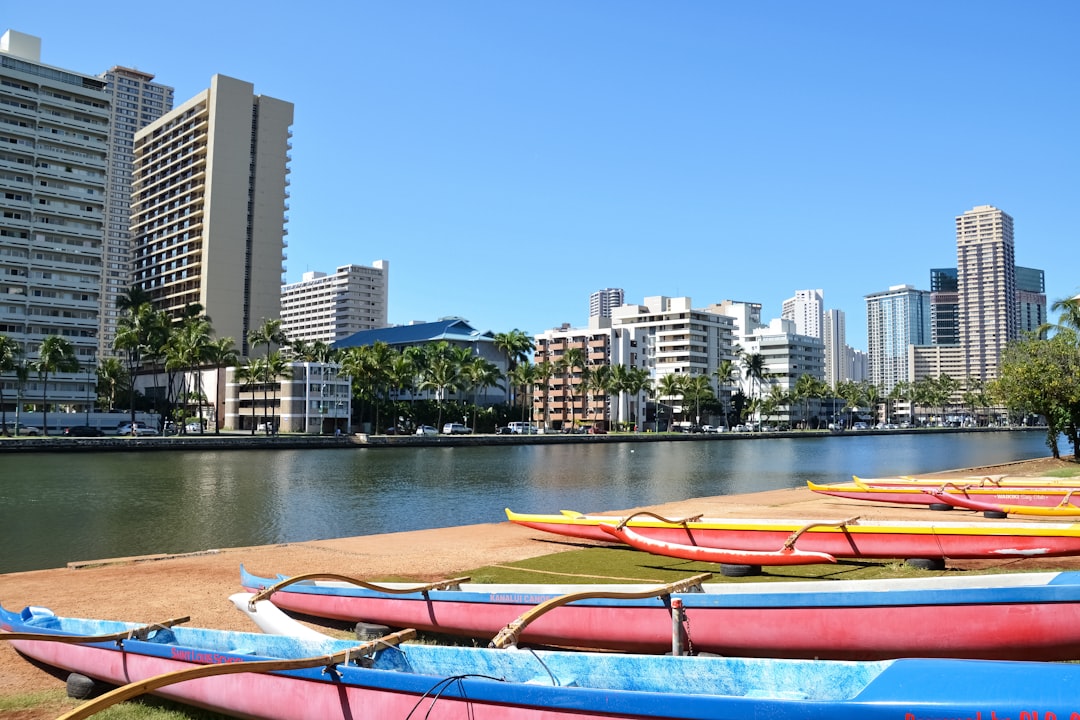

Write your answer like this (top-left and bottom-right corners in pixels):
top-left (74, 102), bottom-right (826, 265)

top-left (1, 453), bottom-right (1076, 711)
top-left (0, 424), bottom-right (1050, 453)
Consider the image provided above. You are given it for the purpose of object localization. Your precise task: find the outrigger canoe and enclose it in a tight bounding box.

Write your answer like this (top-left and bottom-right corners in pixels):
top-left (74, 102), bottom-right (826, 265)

top-left (809, 477), bottom-right (1080, 508)
top-left (10, 599), bottom-right (1080, 720)
top-left (505, 508), bottom-right (1080, 560)
top-left (926, 488), bottom-right (1080, 517)
top-left (241, 566), bottom-right (1080, 660)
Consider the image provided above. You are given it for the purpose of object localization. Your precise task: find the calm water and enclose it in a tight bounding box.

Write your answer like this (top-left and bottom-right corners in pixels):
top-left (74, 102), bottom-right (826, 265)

top-left (0, 431), bottom-right (1059, 573)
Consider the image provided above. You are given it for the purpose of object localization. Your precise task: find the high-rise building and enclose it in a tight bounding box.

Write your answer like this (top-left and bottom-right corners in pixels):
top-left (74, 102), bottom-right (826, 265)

top-left (131, 75), bottom-right (293, 356)
top-left (781, 289), bottom-right (823, 338)
top-left (281, 262), bottom-right (389, 344)
top-left (588, 288), bottom-right (624, 319)
top-left (956, 205), bottom-right (1017, 381)
top-left (929, 267), bottom-right (960, 346)
top-left (0, 30), bottom-right (108, 412)
top-left (1015, 266), bottom-right (1047, 336)
top-left (97, 66), bottom-right (173, 358)
top-left (822, 309), bottom-right (846, 389)
top-left (865, 284), bottom-right (931, 394)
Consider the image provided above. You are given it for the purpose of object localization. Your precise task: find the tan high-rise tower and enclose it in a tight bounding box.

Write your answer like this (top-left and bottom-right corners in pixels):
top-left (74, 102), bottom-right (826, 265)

top-left (956, 205), bottom-right (1017, 382)
top-left (131, 75), bottom-right (293, 356)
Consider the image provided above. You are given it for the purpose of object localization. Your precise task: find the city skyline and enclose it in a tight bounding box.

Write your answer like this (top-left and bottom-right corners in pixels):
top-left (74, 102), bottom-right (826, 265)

top-left (4, 2), bottom-right (1077, 352)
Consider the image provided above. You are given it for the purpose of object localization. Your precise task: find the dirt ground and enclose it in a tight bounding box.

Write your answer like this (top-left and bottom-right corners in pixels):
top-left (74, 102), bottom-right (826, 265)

top-left (2, 454), bottom-right (1077, 714)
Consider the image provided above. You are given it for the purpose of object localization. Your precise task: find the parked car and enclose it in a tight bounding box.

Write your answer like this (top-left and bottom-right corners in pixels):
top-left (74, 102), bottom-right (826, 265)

top-left (701, 425), bottom-right (719, 434)
top-left (507, 422), bottom-right (537, 435)
top-left (117, 422), bottom-right (157, 436)
top-left (2, 422), bottom-right (41, 436)
top-left (415, 425), bottom-right (438, 437)
top-left (442, 423), bottom-right (472, 435)
top-left (185, 422), bottom-right (204, 433)
top-left (63, 425), bottom-right (104, 437)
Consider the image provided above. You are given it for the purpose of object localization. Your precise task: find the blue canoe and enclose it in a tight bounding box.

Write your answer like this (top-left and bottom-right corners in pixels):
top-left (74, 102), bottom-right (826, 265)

top-left (4, 599), bottom-right (1080, 719)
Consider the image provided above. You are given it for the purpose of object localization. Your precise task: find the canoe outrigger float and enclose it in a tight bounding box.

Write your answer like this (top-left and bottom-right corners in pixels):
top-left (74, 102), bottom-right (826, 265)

top-left (505, 508), bottom-right (1080, 561)
top-left (241, 566), bottom-right (1080, 660)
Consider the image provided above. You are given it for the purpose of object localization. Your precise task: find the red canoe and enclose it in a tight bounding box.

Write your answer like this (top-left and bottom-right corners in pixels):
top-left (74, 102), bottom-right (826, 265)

top-left (597, 523), bottom-right (836, 565)
top-left (505, 508), bottom-right (1080, 561)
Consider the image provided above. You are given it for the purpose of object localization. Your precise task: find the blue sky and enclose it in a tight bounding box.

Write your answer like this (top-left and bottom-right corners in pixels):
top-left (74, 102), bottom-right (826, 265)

top-left (7, 2), bottom-right (1078, 351)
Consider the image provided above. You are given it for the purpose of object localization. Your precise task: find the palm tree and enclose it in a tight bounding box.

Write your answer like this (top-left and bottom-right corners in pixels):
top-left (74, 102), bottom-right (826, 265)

top-left (0, 334), bottom-right (21, 434)
top-left (233, 362), bottom-right (260, 434)
top-left (247, 319), bottom-right (287, 434)
top-left (507, 363), bottom-right (537, 429)
top-left (683, 374), bottom-right (715, 427)
top-left (33, 336), bottom-right (80, 435)
top-left (113, 301), bottom-right (162, 430)
top-left (713, 359), bottom-right (739, 430)
top-left (741, 353), bottom-right (767, 424)
top-left (557, 346), bottom-right (585, 431)
top-left (493, 329), bottom-right (534, 409)
top-left (534, 361), bottom-right (556, 430)
top-left (97, 357), bottom-right (128, 413)
top-left (205, 337), bottom-right (238, 433)
top-left (657, 373), bottom-right (685, 428)
top-left (584, 363), bottom-right (612, 429)
top-left (265, 351), bottom-right (293, 432)
top-left (1036, 294), bottom-right (1080, 338)
top-left (464, 356), bottom-right (503, 432)
top-left (418, 354), bottom-right (463, 430)
top-left (167, 313), bottom-right (213, 432)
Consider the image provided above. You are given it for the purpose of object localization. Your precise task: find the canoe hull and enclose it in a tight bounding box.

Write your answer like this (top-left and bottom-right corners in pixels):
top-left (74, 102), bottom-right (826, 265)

top-left (8, 603), bottom-right (1080, 720)
top-left (506, 509), bottom-right (1080, 560)
top-left (241, 567), bottom-right (1080, 660)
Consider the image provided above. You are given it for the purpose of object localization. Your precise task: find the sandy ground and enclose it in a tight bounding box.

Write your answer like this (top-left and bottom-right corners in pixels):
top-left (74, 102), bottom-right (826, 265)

top-left (2, 455), bottom-right (1077, 714)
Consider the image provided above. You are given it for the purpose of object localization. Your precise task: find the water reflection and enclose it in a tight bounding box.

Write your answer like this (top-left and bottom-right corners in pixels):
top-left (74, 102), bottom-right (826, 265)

top-left (0, 431), bottom-right (1058, 573)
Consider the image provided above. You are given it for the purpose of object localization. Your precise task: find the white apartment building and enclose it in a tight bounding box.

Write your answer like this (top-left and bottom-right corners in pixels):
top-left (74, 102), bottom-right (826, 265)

top-left (822, 308), bottom-right (846, 389)
top-left (0, 30), bottom-right (107, 411)
top-left (281, 262), bottom-right (389, 344)
top-left (957, 205), bottom-right (1017, 382)
top-left (588, 287), bottom-right (624, 319)
top-left (97, 66), bottom-right (173, 358)
top-left (781, 289), bottom-right (823, 338)
top-left (131, 74), bottom-right (293, 357)
top-left (611, 296), bottom-right (737, 427)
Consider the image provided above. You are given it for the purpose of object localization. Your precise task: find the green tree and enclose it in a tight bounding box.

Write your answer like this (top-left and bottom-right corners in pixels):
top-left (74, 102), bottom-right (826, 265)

top-left (990, 330), bottom-right (1080, 459)
top-left (418, 352), bottom-right (464, 431)
top-left (741, 353), bottom-right (767, 424)
top-left (657, 373), bottom-right (685, 428)
top-left (713, 359), bottom-right (739, 430)
top-left (682, 374), bottom-right (715, 427)
top-left (247, 319), bottom-right (287, 435)
top-left (557, 346), bottom-right (586, 431)
top-left (494, 329), bottom-right (535, 409)
top-left (97, 357), bottom-right (128, 413)
top-left (464, 356), bottom-right (503, 432)
top-left (584, 363), bottom-right (612, 429)
top-left (33, 336), bottom-right (80, 435)
top-left (205, 337), bottom-right (238, 433)
top-left (533, 360), bottom-right (556, 430)
top-left (0, 334), bottom-right (20, 434)
top-left (507, 362), bottom-right (538, 430)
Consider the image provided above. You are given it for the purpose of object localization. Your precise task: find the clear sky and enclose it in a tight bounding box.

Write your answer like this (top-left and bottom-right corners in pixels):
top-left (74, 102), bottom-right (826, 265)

top-left (7, 2), bottom-right (1078, 351)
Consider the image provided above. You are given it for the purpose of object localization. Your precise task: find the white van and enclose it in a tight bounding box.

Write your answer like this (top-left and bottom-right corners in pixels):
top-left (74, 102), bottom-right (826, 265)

top-left (507, 422), bottom-right (537, 435)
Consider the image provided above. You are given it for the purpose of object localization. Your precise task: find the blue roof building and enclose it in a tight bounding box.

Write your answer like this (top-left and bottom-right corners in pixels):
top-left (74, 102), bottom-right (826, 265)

top-left (333, 318), bottom-right (510, 406)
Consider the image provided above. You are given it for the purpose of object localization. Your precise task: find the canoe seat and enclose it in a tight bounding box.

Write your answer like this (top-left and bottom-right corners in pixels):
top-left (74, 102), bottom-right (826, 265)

top-left (140, 628), bottom-right (177, 644)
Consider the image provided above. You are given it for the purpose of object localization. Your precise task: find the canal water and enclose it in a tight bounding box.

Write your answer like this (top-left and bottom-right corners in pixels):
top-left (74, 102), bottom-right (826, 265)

top-left (0, 430), bottom-right (1059, 573)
